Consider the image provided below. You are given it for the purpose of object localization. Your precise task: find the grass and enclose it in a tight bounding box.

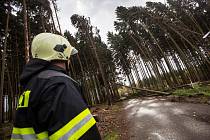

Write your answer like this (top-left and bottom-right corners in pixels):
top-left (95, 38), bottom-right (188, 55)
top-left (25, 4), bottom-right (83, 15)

top-left (172, 84), bottom-right (210, 97)
top-left (104, 131), bottom-right (120, 140)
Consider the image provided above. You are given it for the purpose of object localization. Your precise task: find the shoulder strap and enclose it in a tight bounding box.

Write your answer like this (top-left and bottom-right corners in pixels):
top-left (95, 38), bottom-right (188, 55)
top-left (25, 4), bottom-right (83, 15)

top-left (38, 70), bottom-right (79, 85)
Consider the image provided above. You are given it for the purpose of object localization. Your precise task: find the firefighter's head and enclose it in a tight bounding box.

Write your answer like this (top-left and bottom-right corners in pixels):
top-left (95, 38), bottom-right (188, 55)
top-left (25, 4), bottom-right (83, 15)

top-left (31, 33), bottom-right (78, 69)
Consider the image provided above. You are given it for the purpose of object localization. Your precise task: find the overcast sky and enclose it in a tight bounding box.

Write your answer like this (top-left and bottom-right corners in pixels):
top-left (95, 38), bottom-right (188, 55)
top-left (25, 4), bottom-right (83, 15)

top-left (57, 0), bottom-right (165, 43)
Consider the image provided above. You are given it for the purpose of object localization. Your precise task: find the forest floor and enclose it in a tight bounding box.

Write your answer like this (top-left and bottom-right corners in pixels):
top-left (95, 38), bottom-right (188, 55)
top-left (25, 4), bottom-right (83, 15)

top-left (92, 96), bottom-right (210, 140)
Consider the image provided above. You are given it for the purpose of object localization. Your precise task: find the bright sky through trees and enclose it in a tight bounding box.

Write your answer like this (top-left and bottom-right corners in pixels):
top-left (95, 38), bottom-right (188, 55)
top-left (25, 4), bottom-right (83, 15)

top-left (57, 0), bottom-right (164, 43)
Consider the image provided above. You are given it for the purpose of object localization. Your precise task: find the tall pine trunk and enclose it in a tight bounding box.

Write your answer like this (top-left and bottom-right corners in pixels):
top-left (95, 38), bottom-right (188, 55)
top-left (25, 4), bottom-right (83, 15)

top-left (23, 0), bottom-right (30, 63)
top-left (0, 9), bottom-right (10, 125)
top-left (51, 0), bottom-right (62, 33)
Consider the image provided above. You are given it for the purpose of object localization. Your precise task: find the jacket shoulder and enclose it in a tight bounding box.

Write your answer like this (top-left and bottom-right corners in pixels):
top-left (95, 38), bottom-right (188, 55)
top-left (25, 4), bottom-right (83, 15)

top-left (38, 70), bottom-right (69, 79)
top-left (38, 70), bottom-right (78, 84)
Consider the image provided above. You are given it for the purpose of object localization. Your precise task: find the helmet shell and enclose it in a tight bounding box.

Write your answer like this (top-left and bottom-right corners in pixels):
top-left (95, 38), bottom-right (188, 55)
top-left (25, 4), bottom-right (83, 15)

top-left (31, 33), bottom-right (76, 61)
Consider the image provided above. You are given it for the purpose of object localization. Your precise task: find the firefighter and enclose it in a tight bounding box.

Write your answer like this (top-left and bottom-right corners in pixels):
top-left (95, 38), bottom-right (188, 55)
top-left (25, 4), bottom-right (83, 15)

top-left (11, 33), bottom-right (101, 140)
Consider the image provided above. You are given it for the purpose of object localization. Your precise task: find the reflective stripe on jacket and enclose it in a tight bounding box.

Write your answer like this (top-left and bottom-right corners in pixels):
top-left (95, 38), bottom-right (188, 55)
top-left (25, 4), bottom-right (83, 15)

top-left (12, 108), bottom-right (95, 140)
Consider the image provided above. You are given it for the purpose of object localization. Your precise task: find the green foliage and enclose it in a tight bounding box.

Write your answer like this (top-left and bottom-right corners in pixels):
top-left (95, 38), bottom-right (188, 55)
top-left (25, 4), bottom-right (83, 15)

top-left (173, 85), bottom-right (210, 96)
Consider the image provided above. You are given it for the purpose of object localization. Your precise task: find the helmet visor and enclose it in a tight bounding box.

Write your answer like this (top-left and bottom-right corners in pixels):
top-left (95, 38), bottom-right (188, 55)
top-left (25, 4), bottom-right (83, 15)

top-left (71, 47), bottom-right (78, 55)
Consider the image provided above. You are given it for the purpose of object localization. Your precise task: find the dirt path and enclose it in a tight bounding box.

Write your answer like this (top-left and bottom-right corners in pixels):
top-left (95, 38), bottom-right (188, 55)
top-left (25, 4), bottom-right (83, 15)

top-left (95, 97), bottom-right (210, 140)
top-left (122, 97), bottom-right (210, 140)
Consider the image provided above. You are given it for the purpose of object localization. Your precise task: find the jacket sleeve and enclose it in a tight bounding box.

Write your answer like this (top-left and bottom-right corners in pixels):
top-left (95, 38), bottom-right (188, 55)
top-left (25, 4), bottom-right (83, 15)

top-left (36, 81), bottom-right (101, 140)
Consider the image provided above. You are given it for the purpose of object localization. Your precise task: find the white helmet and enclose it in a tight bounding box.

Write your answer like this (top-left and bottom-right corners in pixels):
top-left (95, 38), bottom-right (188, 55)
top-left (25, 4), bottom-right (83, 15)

top-left (31, 33), bottom-right (78, 61)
